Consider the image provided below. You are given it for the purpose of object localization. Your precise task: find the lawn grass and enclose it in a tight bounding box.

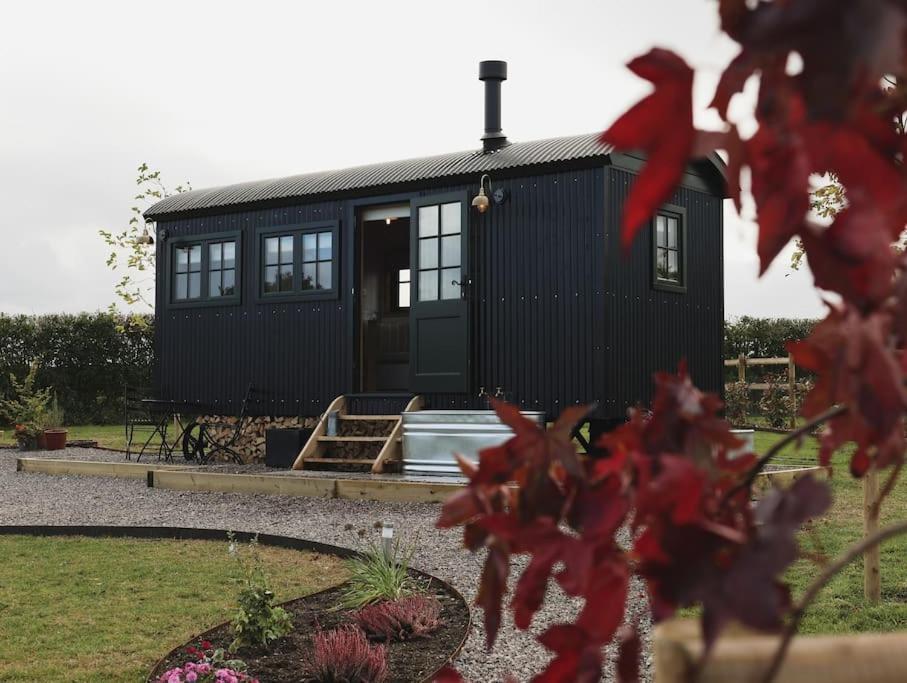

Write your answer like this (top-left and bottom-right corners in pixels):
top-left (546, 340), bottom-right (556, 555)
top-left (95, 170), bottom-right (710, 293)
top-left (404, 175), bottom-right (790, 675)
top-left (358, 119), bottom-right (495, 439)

top-left (753, 432), bottom-right (907, 635)
top-left (0, 535), bottom-right (349, 682)
top-left (0, 424), bottom-right (131, 451)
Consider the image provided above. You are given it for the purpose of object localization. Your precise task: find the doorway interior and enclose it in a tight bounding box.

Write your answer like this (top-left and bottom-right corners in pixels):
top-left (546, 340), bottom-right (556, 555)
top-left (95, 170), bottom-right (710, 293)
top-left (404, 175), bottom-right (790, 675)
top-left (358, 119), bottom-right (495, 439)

top-left (358, 204), bottom-right (411, 392)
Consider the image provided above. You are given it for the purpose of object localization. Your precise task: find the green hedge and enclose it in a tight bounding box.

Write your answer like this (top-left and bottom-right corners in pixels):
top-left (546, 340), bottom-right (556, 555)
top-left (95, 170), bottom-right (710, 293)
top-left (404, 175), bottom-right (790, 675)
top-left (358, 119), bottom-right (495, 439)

top-left (724, 316), bottom-right (817, 360)
top-left (0, 313), bottom-right (153, 424)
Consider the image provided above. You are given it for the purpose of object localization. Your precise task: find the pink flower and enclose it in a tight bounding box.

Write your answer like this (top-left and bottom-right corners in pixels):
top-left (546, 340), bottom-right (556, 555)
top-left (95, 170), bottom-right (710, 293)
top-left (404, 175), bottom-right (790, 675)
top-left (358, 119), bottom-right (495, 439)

top-left (186, 673), bottom-right (197, 683)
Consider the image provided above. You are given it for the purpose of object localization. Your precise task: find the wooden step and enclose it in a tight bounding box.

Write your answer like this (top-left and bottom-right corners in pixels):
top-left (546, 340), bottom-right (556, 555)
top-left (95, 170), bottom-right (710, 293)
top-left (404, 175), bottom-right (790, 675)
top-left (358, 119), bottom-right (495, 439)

top-left (339, 414), bottom-right (400, 421)
top-left (302, 458), bottom-right (382, 466)
top-left (317, 436), bottom-right (387, 443)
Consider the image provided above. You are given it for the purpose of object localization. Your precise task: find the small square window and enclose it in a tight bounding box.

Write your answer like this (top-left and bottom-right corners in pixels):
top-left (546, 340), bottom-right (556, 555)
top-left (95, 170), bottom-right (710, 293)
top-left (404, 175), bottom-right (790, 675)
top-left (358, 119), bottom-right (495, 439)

top-left (653, 209), bottom-right (684, 291)
top-left (259, 223), bottom-right (338, 299)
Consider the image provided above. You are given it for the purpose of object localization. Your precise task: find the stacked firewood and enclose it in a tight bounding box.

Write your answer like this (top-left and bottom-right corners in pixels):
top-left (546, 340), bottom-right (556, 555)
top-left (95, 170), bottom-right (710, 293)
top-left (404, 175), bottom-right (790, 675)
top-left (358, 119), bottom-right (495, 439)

top-left (195, 415), bottom-right (318, 464)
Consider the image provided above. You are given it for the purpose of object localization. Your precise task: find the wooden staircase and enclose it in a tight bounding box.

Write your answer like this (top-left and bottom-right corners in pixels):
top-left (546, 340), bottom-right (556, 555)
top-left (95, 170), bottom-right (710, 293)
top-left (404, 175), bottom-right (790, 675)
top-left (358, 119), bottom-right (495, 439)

top-left (291, 394), bottom-right (423, 473)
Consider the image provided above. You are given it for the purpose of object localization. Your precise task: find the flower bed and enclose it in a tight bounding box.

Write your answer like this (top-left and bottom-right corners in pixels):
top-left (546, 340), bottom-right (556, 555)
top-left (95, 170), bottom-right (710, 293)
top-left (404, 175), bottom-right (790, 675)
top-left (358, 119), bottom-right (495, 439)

top-left (149, 579), bottom-right (470, 683)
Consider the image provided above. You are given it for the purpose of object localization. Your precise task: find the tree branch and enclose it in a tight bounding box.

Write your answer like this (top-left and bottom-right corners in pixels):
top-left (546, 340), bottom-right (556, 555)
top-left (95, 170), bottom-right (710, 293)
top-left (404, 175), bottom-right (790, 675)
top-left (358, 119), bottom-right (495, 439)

top-left (762, 519), bottom-right (907, 683)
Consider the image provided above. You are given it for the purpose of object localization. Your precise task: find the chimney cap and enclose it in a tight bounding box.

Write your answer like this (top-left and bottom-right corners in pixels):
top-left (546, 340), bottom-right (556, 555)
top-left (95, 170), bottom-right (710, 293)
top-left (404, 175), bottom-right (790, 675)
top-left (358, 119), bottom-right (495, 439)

top-left (479, 60), bottom-right (507, 81)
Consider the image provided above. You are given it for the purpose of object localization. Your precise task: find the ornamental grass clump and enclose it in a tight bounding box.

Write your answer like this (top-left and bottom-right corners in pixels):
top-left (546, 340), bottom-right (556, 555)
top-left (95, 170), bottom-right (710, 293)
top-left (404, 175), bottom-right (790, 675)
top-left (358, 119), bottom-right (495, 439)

top-left (353, 595), bottom-right (442, 642)
top-left (309, 625), bottom-right (388, 683)
top-left (227, 533), bottom-right (293, 651)
top-left (340, 538), bottom-right (417, 609)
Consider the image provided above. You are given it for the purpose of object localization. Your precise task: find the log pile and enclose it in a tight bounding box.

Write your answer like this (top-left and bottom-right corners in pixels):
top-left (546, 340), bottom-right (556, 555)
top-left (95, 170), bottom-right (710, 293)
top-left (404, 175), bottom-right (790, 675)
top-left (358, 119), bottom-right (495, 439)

top-left (196, 415), bottom-right (318, 464)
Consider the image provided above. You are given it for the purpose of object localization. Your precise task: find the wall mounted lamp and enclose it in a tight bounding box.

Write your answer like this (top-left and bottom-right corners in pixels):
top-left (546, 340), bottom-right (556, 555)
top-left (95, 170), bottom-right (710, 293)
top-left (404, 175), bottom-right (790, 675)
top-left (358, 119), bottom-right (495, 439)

top-left (472, 174), bottom-right (508, 213)
top-left (136, 221), bottom-right (155, 246)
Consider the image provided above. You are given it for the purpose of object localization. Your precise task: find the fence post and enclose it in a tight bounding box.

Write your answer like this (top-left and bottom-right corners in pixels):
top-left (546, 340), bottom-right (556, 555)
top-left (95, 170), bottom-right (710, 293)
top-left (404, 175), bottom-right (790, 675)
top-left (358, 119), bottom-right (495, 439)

top-left (788, 356), bottom-right (797, 429)
top-left (738, 353), bottom-right (746, 384)
top-left (864, 468), bottom-right (881, 603)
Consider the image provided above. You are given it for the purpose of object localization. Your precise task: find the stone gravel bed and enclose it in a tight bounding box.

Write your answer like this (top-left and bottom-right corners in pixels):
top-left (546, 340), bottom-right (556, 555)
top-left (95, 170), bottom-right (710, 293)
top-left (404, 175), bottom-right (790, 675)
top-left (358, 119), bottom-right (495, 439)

top-left (0, 447), bottom-right (652, 681)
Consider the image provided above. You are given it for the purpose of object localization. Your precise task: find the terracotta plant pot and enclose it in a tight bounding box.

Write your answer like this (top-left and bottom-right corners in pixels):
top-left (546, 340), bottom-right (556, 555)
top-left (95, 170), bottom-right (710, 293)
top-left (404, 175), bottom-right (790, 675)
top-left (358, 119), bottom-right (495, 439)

top-left (43, 429), bottom-right (67, 450)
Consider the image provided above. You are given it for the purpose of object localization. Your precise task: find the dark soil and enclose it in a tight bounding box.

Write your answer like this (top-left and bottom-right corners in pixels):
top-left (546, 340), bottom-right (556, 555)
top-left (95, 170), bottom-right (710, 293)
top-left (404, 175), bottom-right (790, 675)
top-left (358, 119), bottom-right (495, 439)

top-left (150, 577), bottom-right (469, 683)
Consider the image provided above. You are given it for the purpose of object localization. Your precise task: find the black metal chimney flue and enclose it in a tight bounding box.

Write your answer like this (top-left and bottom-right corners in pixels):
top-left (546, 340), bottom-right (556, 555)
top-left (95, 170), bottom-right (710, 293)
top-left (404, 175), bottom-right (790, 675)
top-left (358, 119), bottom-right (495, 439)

top-left (479, 60), bottom-right (509, 153)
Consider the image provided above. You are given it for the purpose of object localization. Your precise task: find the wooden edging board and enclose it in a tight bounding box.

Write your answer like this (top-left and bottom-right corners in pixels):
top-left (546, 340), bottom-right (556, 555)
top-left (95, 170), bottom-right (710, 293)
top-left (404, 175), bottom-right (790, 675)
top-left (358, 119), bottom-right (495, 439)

top-left (17, 458), bottom-right (828, 505)
top-left (147, 469), bottom-right (463, 504)
top-left (16, 457), bottom-right (186, 480)
top-left (654, 618), bottom-right (907, 683)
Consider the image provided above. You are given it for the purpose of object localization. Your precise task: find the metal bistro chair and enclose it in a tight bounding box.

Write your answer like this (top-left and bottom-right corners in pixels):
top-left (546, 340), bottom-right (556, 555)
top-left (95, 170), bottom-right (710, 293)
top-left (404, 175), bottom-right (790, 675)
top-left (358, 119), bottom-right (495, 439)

top-left (124, 386), bottom-right (171, 461)
top-left (181, 383), bottom-right (256, 465)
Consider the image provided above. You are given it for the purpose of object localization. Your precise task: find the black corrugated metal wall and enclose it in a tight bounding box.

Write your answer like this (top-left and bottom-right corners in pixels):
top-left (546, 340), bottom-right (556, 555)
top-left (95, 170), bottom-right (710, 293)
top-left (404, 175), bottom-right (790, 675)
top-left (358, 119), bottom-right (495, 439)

top-left (601, 167), bottom-right (724, 416)
top-left (153, 162), bottom-right (722, 421)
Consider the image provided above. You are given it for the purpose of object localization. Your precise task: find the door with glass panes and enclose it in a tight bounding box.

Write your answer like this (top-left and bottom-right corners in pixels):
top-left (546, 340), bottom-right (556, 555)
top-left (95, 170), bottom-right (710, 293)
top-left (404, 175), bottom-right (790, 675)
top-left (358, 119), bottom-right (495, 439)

top-left (409, 194), bottom-right (470, 393)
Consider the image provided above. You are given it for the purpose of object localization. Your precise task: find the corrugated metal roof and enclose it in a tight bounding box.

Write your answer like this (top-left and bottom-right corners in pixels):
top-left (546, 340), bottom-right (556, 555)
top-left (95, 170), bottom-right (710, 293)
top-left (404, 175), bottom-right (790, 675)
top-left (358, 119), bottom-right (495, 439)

top-left (145, 132), bottom-right (612, 219)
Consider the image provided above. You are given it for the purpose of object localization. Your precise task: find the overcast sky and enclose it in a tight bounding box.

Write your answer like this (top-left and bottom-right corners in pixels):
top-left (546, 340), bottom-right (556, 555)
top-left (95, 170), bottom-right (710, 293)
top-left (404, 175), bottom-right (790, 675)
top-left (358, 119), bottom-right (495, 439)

top-left (0, 0), bottom-right (825, 319)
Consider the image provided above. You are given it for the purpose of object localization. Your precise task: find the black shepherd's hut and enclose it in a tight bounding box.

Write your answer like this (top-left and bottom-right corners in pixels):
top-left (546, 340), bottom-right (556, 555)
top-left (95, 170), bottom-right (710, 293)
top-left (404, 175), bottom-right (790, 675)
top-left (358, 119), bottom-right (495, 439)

top-left (145, 61), bottom-right (726, 468)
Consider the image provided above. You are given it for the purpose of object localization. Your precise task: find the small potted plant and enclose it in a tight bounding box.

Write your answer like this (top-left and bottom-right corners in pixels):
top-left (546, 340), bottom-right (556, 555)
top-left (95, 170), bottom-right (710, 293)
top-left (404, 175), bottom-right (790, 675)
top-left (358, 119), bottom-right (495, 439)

top-left (0, 363), bottom-right (53, 451)
top-left (43, 396), bottom-right (66, 450)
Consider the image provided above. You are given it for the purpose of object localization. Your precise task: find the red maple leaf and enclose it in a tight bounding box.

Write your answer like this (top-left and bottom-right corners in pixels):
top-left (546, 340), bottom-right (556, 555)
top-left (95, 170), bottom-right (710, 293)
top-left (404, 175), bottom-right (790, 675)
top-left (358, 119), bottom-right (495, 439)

top-left (599, 48), bottom-right (695, 249)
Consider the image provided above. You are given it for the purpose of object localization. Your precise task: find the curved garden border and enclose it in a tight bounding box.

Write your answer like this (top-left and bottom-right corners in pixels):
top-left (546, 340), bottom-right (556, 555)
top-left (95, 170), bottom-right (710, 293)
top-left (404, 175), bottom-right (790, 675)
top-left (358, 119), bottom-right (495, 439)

top-left (0, 525), bottom-right (471, 683)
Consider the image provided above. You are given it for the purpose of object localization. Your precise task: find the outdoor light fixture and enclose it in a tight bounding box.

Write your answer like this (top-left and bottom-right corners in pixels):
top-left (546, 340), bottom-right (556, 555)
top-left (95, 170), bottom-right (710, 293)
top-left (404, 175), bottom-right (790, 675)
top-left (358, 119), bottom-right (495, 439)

top-left (136, 225), bottom-right (154, 246)
top-left (472, 174), bottom-right (492, 213)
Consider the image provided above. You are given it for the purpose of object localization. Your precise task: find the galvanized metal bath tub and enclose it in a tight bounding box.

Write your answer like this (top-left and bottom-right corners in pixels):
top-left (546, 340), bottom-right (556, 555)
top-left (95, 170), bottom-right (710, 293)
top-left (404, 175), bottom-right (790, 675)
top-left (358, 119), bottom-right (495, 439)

top-left (402, 410), bottom-right (545, 476)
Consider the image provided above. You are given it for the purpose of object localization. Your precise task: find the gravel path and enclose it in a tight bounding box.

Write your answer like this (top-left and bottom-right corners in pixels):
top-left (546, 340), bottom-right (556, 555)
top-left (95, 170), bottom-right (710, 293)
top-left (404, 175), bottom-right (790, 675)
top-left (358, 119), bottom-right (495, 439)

top-left (0, 447), bottom-right (652, 681)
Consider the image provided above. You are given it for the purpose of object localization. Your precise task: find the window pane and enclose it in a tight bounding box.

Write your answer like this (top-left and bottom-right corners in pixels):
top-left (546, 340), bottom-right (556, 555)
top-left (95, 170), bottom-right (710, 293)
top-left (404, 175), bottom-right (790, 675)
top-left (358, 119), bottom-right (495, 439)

top-left (441, 202), bottom-right (461, 235)
top-left (419, 238), bottom-right (438, 269)
top-left (302, 233), bottom-right (317, 263)
top-left (399, 268), bottom-right (410, 284)
top-left (317, 261), bottom-right (332, 290)
top-left (280, 235), bottom-right (294, 263)
top-left (264, 265), bottom-right (279, 293)
top-left (441, 235), bottom-right (460, 268)
top-left (189, 245), bottom-right (201, 269)
top-left (209, 243), bottom-right (222, 270)
top-left (667, 251), bottom-right (679, 281)
top-left (398, 281), bottom-right (410, 308)
top-left (656, 248), bottom-right (668, 280)
top-left (418, 205), bottom-right (439, 237)
top-left (175, 273), bottom-right (188, 300)
top-left (222, 269), bottom-right (236, 296)
top-left (318, 231), bottom-right (332, 260)
top-left (176, 248), bottom-right (189, 273)
top-left (419, 270), bottom-right (438, 301)
top-left (667, 217), bottom-right (678, 248)
top-left (441, 267), bottom-right (460, 300)
top-left (656, 216), bottom-right (666, 247)
top-left (188, 271), bottom-right (201, 299)
top-left (265, 237), bottom-right (279, 266)
top-left (223, 241), bottom-right (236, 269)
top-left (279, 265), bottom-right (294, 291)
top-left (302, 262), bottom-right (316, 290)
top-left (209, 270), bottom-right (221, 297)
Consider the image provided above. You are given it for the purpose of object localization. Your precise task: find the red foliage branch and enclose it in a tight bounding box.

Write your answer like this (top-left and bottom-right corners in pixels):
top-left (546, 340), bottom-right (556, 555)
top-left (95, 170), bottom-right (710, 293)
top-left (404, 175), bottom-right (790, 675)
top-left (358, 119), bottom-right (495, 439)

top-left (436, 1), bottom-right (907, 681)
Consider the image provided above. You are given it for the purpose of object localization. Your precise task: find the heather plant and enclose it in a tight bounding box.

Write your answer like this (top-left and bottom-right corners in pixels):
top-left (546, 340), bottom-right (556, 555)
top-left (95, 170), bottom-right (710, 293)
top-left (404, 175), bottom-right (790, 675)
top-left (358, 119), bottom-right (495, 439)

top-left (340, 538), bottom-right (417, 609)
top-left (227, 533), bottom-right (293, 651)
top-left (309, 625), bottom-right (388, 683)
top-left (353, 595), bottom-right (442, 642)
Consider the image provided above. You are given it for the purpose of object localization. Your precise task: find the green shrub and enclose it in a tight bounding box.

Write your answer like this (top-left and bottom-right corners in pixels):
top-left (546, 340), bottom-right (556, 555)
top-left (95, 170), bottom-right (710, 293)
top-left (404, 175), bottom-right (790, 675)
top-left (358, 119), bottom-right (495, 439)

top-left (723, 381), bottom-right (750, 426)
top-left (0, 363), bottom-right (52, 446)
top-left (0, 312), bottom-right (153, 424)
top-left (759, 373), bottom-right (794, 429)
top-left (228, 533), bottom-right (293, 651)
top-left (340, 539), bottom-right (417, 610)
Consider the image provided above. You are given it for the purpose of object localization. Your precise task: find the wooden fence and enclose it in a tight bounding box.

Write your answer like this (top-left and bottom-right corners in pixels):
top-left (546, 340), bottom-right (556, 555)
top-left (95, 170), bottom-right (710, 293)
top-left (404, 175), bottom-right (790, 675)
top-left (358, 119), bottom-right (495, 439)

top-left (725, 354), bottom-right (799, 429)
top-left (728, 355), bottom-right (881, 603)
